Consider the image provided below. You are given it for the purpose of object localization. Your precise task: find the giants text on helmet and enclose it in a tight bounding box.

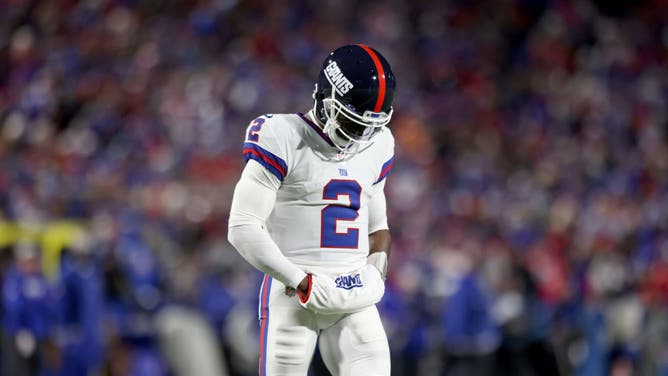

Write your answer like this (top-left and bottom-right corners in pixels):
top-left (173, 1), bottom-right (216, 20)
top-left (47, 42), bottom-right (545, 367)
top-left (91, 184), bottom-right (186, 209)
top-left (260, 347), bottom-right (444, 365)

top-left (324, 61), bottom-right (354, 95)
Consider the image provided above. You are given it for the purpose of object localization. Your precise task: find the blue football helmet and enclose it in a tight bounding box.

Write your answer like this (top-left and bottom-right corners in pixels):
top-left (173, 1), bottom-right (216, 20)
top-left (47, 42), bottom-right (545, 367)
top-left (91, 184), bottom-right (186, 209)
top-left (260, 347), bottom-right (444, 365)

top-left (312, 44), bottom-right (396, 151)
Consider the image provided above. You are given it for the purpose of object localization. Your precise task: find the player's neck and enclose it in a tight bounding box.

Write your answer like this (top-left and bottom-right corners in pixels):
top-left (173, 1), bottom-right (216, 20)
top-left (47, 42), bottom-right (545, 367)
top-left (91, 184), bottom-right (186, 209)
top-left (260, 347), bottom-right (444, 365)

top-left (306, 110), bottom-right (325, 130)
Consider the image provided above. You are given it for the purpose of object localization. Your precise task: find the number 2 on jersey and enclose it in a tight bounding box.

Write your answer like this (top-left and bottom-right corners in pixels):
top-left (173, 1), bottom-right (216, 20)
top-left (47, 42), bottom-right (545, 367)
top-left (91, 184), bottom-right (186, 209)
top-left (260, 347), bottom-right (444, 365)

top-left (246, 117), bottom-right (266, 142)
top-left (321, 180), bottom-right (361, 249)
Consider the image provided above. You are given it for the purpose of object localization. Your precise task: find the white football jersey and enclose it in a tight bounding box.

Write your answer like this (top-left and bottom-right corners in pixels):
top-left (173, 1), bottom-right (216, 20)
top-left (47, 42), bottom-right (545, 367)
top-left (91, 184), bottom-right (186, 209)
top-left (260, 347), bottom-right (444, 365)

top-left (242, 112), bottom-right (394, 270)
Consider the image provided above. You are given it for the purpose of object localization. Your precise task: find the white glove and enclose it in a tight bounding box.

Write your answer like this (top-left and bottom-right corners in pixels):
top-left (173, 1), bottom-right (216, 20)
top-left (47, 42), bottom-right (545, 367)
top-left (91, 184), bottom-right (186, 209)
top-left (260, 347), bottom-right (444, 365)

top-left (367, 251), bottom-right (388, 280)
top-left (296, 264), bottom-right (385, 314)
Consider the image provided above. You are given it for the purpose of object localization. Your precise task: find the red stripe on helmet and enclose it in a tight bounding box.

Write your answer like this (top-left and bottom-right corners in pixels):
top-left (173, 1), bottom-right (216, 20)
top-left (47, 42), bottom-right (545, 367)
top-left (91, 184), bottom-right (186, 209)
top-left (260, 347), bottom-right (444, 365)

top-left (357, 44), bottom-right (386, 113)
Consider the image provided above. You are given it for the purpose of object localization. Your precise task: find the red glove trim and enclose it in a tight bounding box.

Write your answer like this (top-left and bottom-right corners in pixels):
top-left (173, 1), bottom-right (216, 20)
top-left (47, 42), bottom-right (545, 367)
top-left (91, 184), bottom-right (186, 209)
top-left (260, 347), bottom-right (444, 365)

top-left (297, 274), bottom-right (313, 303)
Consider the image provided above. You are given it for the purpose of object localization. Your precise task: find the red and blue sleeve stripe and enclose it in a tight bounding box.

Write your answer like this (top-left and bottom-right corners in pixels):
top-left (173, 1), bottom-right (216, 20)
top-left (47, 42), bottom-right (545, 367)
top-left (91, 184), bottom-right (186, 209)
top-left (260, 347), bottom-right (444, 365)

top-left (374, 156), bottom-right (394, 184)
top-left (243, 142), bottom-right (288, 181)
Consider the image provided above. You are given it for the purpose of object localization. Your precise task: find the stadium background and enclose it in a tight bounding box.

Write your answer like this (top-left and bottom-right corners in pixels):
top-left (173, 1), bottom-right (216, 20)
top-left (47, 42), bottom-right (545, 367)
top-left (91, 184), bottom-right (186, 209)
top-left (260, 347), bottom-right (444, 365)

top-left (1, 0), bottom-right (668, 375)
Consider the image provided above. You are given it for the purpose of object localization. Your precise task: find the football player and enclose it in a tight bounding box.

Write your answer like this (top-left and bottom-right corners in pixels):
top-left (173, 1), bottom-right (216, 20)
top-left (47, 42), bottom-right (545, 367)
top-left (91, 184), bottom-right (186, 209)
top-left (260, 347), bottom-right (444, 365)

top-left (228, 44), bottom-right (396, 375)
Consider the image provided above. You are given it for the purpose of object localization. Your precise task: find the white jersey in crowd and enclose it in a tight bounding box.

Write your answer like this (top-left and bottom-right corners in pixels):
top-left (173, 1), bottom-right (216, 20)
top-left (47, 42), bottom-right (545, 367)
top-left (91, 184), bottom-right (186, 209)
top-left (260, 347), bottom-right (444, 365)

top-left (241, 112), bottom-right (394, 271)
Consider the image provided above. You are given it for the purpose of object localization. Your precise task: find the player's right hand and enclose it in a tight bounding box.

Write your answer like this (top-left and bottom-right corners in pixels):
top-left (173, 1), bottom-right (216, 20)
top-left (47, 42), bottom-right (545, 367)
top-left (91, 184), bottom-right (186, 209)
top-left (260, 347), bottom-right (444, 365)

top-left (297, 275), bottom-right (311, 297)
top-left (284, 274), bottom-right (312, 298)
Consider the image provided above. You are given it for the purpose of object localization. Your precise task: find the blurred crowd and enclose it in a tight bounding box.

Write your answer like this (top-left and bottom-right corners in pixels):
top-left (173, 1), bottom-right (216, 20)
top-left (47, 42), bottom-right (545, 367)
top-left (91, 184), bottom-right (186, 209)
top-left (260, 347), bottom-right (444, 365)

top-left (1, 0), bottom-right (668, 375)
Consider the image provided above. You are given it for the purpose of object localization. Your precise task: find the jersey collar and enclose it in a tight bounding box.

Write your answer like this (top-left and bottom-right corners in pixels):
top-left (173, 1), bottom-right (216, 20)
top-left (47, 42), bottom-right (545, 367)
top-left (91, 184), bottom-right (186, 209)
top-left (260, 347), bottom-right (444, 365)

top-left (296, 112), bottom-right (336, 148)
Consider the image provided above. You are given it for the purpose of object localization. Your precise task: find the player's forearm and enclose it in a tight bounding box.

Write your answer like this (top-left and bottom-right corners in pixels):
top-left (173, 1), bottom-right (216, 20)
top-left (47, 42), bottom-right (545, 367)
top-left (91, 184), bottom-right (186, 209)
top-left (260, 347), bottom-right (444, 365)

top-left (227, 163), bottom-right (306, 289)
top-left (228, 224), bottom-right (306, 289)
top-left (368, 229), bottom-right (391, 279)
top-left (368, 179), bottom-right (390, 259)
top-left (369, 229), bottom-right (391, 258)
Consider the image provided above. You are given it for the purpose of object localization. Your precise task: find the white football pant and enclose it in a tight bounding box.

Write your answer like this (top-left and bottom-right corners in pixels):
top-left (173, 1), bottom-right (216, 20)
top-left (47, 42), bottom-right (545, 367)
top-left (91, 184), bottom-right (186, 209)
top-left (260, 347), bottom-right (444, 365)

top-left (257, 274), bottom-right (390, 376)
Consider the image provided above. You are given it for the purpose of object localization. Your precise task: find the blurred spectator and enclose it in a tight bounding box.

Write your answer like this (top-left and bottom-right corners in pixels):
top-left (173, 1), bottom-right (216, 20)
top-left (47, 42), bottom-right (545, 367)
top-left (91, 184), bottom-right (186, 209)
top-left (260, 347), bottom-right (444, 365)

top-left (2, 243), bottom-right (61, 376)
top-left (155, 305), bottom-right (228, 376)
top-left (441, 270), bottom-right (499, 375)
top-left (56, 232), bottom-right (104, 375)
